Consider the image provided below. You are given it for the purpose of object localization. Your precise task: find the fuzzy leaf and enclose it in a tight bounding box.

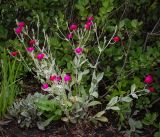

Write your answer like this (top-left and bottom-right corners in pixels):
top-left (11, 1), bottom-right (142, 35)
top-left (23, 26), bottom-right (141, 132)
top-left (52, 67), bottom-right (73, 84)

top-left (129, 118), bottom-right (136, 131)
top-left (82, 69), bottom-right (89, 75)
top-left (131, 93), bottom-right (138, 99)
top-left (97, 72), bottom-right (104, 82)
top-left (134, 120), bottom-right (143, 129)
top-left (131, 84), bottom-right (136, 93)
top-left (80, 59), bottom-right (88, 66)
top-left (107, 96), bottom-right (118, 107)
top-left (98, 46), bottom-right (103, 52)
top-left (88, 63), bottom-right (96, 68)
top-left (121, 96), bottom-right (133, 102)
top-left (78, 70), bottom-right (89, 82)
top-left (95, 116), bottom-right (108, 122)
top-left (109, 106), bottom-right (120, 110)
top-left (94, 110), bottom-right (105, 118)
top-left (91, 92), bottom-right (98, 98)
top-left (37, 115), bottom-right (57, 130)
top-left (87, 101), bottom-right (101, 107)
top-left (78, 72), bottom-right (83, 82)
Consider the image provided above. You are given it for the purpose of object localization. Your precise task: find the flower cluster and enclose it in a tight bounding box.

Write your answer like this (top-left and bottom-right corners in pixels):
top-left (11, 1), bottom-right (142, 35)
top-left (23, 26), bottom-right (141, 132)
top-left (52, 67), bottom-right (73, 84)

top-left (13, 20), bottom-right (81, 92)
top-left (15, 22), bottom-right (25, 34)
top-left (41, 74), bottom-right (71, 90)
top-left (12, 17), bottom-right (122, 93)
top-left (84, 16), bottom-right (94, 30)
top-left (27, 39), bottom-right (36, 53)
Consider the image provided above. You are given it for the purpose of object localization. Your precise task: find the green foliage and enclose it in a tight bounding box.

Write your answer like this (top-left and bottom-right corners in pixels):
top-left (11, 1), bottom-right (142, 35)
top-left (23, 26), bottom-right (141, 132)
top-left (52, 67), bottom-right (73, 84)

top-left (35, 95), bottom-right (62, 130)
top-left (126, 118), bottom-right (143, 137)
top-left (142, 113), bottom-right (157, 126)
top-left (136, 96), bottom-right (151, 109)
top-left (8, 94), bottom-right (38, 128)
top-left (1, 0), bottom-right (160, 134)
top-left (0, 25), bottom-right (8, 39)
top-left (8, 93), bottom-right (62, 130)
top-left (154, 131), bottom-right (160, 137)
top-left (0, 49), bottom-right (22, 119)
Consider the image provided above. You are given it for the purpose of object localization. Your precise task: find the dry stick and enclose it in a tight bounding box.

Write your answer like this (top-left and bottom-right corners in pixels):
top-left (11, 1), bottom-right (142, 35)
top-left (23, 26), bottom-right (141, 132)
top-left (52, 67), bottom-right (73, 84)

top-left (120, 0), bottom-right (128, 20)
top-left (151, 18), bottom-right (160, 33)
top-left (143, 18), bottom-right (160, 51)
top-left (149, 33), bottom-right (160, 36)
top-left (150, 97), bottom-right (160, 107)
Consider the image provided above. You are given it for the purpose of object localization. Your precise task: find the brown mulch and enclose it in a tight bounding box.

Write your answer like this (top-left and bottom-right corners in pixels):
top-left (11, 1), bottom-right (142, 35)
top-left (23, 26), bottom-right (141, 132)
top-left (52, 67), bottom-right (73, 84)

top-left (1, 120), bottom-right (126, 137)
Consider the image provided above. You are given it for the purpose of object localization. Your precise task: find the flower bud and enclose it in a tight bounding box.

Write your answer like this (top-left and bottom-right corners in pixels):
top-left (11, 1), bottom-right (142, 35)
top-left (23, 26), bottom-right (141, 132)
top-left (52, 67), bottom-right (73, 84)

top-left (69, 24), bottom-right (78, 31)
top-left (144, 75), bottom-right (153, 84)
top-left (37, 53), bottom-right (45, 60)
top-left (113, 36), bottom-right (121, 42)
top-left (74, 47), bottom-right (83, 55)
top-left (64, 74), bottom-right (71, 82)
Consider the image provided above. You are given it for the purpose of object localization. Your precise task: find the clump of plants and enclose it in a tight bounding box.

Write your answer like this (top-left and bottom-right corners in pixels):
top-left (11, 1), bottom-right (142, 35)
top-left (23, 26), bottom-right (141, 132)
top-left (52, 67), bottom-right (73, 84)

top-left (8, 93), bottom-right (62, 130)
top-left (8, 17), bottom-right (148, 129)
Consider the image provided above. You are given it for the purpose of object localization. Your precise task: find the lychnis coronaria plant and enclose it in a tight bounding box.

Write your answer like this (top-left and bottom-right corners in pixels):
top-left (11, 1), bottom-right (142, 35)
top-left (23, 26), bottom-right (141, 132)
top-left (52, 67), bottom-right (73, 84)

top-left (11, 16), bottom-right (147, 123)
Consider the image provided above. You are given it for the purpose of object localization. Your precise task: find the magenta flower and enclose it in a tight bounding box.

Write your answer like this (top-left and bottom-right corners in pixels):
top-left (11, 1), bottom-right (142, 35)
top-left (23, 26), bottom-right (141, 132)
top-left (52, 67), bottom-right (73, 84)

top-left (85, 23), bottom-right (90, 29)
top-left (18, 22), bottom-right (25, 28)
top-left (87, 16), bottom-right (94, 21)
top-left (10, 51), bottom-right (18, 57)
top-left (41, 83), bottom-right (49, 89)
top-left (50, 75), bottom-right (62, 82)
top-left (84, 21), bottom-right (93, 30)
top-left (84, 24), bottom-right (90, 30)
top-left (64, 74), bottom-right (71, 82)
top-left (29, 39), bottom-right (36, 46)
top-left (113, 36), bottom-right (121, 42)
top-left (15, 27), bottom-right (23, 34)
top-left (144, 75), bottom-right (153, 84)
top-left (86, 21), bottom-right (92, 26)
top-left (69, 24), bottom-right (78, 31)
top-left (50, 75), bottom-right (57, 81)
top-left (74, 47), bottom-right (83, 55)
top-left (67, 33), bottom-right (73, 39)
top-left (36, 53), bottom-right (45, 60)
top-left (26, 47), bottom-right (35, 52)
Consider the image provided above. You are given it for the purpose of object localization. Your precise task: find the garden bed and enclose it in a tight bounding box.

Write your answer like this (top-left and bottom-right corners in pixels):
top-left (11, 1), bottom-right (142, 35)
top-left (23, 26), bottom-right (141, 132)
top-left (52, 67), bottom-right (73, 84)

top-left (0, 1), bottom-right (160, 137)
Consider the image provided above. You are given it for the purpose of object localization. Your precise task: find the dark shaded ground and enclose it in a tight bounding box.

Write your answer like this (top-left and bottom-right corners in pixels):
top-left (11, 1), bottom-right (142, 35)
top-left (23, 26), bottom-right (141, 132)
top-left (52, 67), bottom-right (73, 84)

top-left (1, 120), bottom-right (126, 137)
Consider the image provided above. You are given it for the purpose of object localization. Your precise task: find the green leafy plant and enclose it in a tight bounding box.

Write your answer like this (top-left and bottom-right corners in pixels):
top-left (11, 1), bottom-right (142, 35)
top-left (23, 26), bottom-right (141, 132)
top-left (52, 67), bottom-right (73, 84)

top-left (35, 95), bottom-right (62, 130)
top-left (0, 49), bottom-right (22, 119)
top-left (127, 118), bottom-right (143, 137)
